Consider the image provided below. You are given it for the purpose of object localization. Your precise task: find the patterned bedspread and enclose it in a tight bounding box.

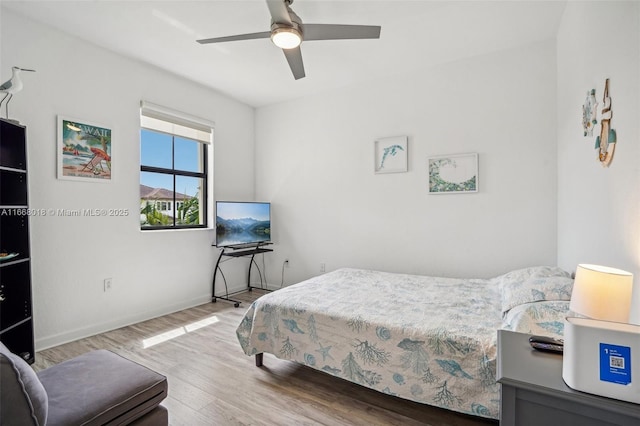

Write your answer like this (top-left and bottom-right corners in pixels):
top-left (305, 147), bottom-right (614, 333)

top-left (236, 267), bottom-right (572, 419)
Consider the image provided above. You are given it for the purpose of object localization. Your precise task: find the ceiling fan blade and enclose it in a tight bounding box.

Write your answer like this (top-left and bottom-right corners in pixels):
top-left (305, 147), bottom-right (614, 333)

top-left (283, 47), bottom-right (305, 80)
top-left (266, 0), bottom-right (292, 25)
top-left (197, 32), bottom-right (272, 44)
top-left (303, 24), bottom-right (381, 41)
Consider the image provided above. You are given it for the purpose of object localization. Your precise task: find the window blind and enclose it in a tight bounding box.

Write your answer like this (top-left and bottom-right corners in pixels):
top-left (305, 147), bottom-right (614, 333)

top-left (140, 101), bottom-right (213, 144)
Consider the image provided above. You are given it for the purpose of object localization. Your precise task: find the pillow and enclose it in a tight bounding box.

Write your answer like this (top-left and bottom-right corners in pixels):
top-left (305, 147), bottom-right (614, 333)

top-left (499, 266), bottom-right (573, 315)
top-left (502, 300), bottom-right (570, 338)
top-left (0, 342), bottom-right (48, 426)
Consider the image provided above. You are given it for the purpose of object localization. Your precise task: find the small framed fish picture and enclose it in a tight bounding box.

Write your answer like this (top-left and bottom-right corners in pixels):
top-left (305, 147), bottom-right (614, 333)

top-left (374, 135), bottom-right (408, 174)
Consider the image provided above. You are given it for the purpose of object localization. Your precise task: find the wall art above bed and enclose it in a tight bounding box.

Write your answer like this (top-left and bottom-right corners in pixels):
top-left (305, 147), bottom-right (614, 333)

top-left (428, 152), bottom-right (478, 194)
top-left (374, 135), bottom-right (408, 174)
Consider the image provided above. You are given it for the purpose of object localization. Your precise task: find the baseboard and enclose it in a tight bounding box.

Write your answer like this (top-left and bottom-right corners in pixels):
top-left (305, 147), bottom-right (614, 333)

top-left (36, 283), bottom-right (281, 351)
top-left (35, 293), bottom-right (212, 351)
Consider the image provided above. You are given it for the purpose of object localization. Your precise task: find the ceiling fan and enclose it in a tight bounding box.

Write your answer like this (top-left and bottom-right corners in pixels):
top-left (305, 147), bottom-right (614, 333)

top-left (197, 0), bottom-right (381, 80)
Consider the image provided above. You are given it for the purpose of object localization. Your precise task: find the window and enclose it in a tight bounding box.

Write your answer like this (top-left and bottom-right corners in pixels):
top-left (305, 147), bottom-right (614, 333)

top-left (140, 102), bottom-right (213, 230)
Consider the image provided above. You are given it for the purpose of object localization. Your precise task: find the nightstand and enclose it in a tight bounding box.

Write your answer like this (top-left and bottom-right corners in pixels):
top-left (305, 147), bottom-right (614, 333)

top-left (496, 330), bottom-right (640, 426)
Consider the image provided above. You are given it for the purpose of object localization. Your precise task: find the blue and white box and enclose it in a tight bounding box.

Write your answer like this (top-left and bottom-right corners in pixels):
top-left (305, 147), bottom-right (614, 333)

top-left (562, 317), bottom-right (640, 403)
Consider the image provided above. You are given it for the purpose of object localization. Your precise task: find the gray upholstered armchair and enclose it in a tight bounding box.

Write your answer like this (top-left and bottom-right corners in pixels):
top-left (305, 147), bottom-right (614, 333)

top-left (0, 342), bottom-right (168, 425)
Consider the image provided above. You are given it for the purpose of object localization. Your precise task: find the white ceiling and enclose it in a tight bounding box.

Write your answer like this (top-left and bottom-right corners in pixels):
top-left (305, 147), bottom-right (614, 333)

top-left (2, 0), bottom-right (567, 107)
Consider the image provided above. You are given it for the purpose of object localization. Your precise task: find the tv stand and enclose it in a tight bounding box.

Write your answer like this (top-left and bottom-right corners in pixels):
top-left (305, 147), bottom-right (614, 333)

top-left (211, 243), bottom-right (273, 307)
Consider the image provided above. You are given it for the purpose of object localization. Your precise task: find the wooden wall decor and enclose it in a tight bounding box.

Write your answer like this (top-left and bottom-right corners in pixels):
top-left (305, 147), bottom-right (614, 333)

top-left (595, 79), bottom-right (617, 167)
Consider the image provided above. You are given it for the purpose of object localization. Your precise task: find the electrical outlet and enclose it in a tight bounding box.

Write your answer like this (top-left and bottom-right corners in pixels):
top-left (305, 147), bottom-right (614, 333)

top-left (320, 263), bottom-right (326, 273)
top-left (104, 278), bottom-right (112, 292)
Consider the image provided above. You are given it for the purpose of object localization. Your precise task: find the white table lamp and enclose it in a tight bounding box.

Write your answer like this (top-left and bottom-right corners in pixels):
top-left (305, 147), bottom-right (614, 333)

top-left (570, 264), bottom-right (633, 322)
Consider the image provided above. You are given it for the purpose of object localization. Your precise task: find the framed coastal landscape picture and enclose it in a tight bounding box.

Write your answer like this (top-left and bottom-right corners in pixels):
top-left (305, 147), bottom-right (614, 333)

top-left (428, 153), bottom-right (478, 194)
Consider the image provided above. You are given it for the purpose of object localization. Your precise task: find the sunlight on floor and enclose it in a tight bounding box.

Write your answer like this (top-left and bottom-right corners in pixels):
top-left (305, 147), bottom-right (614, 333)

top-left (142, 315), bottom-right (219, 348)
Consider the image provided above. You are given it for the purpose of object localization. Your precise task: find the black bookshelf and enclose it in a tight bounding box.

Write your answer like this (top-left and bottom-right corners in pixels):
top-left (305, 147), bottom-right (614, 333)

top-left (0, 119), bottom-right (35, 363)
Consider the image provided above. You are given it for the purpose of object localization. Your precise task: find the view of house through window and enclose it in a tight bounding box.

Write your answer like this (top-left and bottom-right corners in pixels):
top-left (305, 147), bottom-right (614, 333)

top-left (140, 103), bottom-right (212, 229)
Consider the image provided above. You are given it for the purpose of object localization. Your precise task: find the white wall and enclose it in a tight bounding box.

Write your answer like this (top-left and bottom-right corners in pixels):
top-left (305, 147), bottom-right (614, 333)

top-left (556, 1), bottom-right (640, 323)
top-left (255, 40), bottom-right (558, 283)
top-left (9, 1), bottom-right (638, 348)
top-left (1, 10), bottom-right (256, 349)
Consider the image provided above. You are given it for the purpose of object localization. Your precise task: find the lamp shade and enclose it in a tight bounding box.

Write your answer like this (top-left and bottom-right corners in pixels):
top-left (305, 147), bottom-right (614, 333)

top-left (570, 264), bottom-right (633, 322)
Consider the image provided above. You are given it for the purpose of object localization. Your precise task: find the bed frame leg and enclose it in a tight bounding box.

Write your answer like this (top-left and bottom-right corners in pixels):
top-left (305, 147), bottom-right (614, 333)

top-left (255, 353), bottom-right (263, 367)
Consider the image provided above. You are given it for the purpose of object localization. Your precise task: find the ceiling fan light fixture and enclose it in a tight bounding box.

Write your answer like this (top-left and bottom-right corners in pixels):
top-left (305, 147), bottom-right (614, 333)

top-left (271, 26), bottom-right (302, 49)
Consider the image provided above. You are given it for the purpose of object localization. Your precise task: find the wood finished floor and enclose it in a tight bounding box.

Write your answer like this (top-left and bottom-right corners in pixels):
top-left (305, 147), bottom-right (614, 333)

top-left (33, 290), bottom-right (498, 426)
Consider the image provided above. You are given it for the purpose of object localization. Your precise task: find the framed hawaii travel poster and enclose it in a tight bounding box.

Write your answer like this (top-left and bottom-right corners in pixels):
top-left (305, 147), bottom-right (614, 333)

top-left (58, 116), bottom-right (112, 182)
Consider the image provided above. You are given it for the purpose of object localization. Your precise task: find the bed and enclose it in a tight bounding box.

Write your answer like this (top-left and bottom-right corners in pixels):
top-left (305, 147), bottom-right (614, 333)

top-left (236, 266), bottom-right (573, 419)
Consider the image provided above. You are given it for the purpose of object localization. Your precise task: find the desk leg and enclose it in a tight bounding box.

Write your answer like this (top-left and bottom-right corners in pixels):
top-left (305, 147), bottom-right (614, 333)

top-left (212, 248), bottom-right (241, 307)
top-left (247, 254), bottom-right (269, 291)
top-left (247, 253), bottom-right (255, 291)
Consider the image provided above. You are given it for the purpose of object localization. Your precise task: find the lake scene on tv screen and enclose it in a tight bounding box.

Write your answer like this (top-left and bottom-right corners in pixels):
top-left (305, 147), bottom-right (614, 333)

top-left (216, 202), bottom-right (270, 246)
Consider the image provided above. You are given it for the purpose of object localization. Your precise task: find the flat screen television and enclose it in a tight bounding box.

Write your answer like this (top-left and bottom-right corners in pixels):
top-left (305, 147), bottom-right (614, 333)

top-left (215, 201), bottom-right (271, 247)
